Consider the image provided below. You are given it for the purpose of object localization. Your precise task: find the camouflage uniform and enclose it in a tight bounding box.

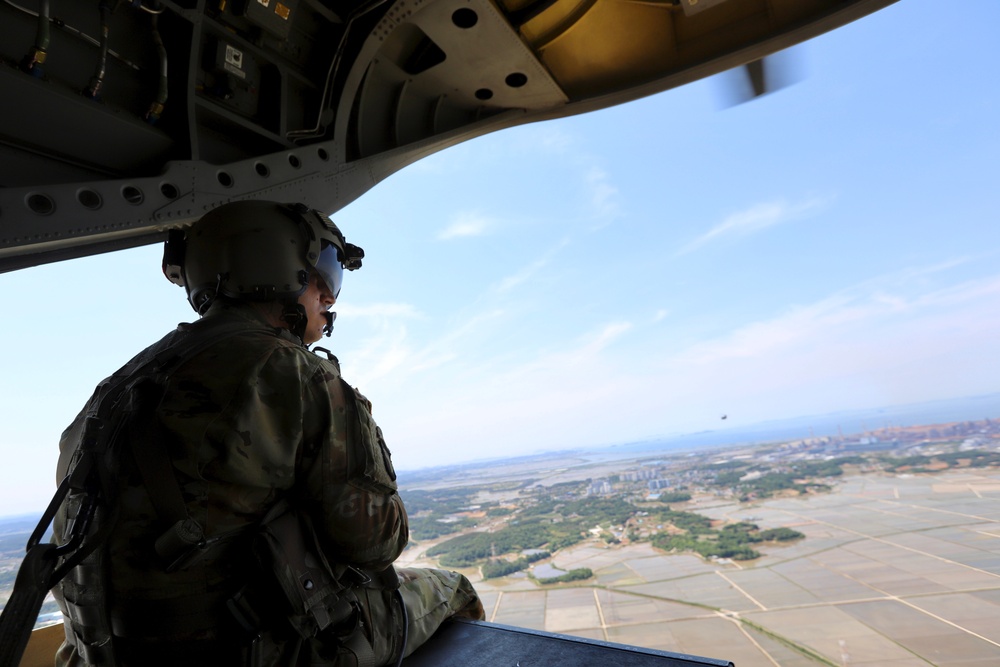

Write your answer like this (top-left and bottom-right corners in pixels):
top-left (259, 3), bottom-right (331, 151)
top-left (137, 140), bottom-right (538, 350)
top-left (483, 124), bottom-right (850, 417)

top-left (53, 303), bottom-right (483, 666)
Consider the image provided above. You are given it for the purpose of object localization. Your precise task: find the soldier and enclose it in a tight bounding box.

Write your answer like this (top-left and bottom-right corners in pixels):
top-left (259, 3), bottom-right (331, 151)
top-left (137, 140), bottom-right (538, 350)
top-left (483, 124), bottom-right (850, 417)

top-left (51, 201), bottom-right (483, 666)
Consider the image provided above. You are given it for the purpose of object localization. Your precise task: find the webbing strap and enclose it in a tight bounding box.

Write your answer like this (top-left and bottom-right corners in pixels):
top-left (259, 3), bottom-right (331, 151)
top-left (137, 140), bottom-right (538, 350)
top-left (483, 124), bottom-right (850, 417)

top-left (343, 626), bottom-right (378, 667)
top-left (127, 381), bottom-right (187, 523)
top-left (0, 544), bottom-right (58, 667)
top-left (124, 380), bottom-right (210, 570)
top-left (393, 588), bottom-right (409, 667)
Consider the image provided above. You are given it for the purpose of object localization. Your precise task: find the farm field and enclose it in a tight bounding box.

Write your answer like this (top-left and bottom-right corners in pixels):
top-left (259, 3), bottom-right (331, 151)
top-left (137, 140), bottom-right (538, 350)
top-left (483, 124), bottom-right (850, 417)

top-left (400, 470), bottom-right (1000, 666)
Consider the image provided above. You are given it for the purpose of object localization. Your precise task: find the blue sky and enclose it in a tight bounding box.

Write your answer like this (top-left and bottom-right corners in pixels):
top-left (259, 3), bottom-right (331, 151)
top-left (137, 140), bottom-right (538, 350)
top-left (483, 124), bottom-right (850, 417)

top-left (2, 0), bottom-right (999, 515)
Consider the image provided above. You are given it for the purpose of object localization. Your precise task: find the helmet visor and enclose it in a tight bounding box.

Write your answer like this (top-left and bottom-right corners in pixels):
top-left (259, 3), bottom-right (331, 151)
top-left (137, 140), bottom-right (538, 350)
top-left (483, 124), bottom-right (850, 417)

top-left (315, 243), bottom-right (344, 298)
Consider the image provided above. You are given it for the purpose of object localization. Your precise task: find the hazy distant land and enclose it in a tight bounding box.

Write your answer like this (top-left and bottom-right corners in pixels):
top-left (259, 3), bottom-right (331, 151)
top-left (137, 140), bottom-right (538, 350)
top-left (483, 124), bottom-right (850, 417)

top-left (397, 391), bottom-right (1000, 484)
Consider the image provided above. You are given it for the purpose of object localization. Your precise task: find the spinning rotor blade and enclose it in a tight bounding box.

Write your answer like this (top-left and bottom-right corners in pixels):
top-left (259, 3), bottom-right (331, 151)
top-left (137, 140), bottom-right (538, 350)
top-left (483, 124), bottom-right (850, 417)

top-left (715, 49), bottom-right (805, 108)
top-left (745, 59), bottom-right (768, 98)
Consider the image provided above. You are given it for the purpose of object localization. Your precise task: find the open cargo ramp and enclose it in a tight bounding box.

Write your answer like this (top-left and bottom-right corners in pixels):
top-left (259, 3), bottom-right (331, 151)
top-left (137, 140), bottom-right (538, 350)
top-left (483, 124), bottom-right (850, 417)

top-left (21, 620), bottom-right (734, 666)
top-left (403, 619), bottom-right (734, 667)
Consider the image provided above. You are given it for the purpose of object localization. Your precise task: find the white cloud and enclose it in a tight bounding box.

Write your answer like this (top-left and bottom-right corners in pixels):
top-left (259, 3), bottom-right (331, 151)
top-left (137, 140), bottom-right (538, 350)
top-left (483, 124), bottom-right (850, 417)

top-left (676, 293), bottom-right (855, 364)
top-left (852, 256), bottom-right (975, 293)
top-left (437, 212), bottom-right (493, 240)
top-left (496, 259), bottom-right (548, 293)
top-left (350, 306), bottom-right (509, 389)
top-left (337, 302), bottom-right (420, 319)
top-left (581, 322), bottom-right (633, 358)
top-left (586, 166), bottom-right (621, 221)
top-left (530, 126), bottom-right (575, 154)
top-left (675, 271), bottom-right (1000, 366)
top-left (359, 326), bottom-right (412, 383)
top-left (493, 240), bottom-right (570, 294)
top-left (675, 196), bottom-right (831, 256)
top-left (432, 309), bottom-right (508, 352)
top-left (380, 319), bottom-right (640, 466)
top-left (912, 273), bottom-right (1000, 309)
top-left (335, 302), bottom-right (421, 385)
top-left (496, 320), bottom-right (634, 383)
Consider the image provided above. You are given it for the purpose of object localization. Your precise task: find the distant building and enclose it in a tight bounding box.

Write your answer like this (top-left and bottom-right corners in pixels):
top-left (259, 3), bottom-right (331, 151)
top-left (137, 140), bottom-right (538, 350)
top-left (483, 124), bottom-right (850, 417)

top-left (619, 469), bottom-right (658, 482)
top-left (961, 438), bottom-right (987, 450)
top-left (587, 480), bottom-right (613, 496)
top-left (839, 439), bottom-right (897, 453)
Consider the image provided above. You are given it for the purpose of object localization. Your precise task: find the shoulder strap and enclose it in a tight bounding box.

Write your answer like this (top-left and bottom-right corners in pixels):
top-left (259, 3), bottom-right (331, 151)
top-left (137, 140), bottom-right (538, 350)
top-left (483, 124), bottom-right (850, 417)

top-left (0, 545), bottom-right (58, 667)
top-left (124, 378), bottom-right (207, 571)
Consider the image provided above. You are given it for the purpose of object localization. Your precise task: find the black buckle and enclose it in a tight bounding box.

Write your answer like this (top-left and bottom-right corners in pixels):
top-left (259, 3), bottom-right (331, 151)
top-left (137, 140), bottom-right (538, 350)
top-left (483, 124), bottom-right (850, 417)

top-left (227, 587), bottom-right (263, 640)
top-left (345, 566), bottom-right (372, 587)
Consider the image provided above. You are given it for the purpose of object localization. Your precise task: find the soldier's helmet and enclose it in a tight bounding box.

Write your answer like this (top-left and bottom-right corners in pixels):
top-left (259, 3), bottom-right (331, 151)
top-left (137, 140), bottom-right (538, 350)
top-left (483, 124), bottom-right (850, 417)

top-left (163, 201), bottom-right (363, 314)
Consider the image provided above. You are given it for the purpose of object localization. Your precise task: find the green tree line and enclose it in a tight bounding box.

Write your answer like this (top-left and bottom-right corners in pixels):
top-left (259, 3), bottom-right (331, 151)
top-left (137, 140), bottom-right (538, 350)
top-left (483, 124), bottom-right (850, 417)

top-left (427, 497), bottom-right (639, 567)
top-left (535, 568), bottom-right (593, 584)
top-left (481, 551), bottom-right (551, 579)
top-left (650, 519), bottom-right (804, 561)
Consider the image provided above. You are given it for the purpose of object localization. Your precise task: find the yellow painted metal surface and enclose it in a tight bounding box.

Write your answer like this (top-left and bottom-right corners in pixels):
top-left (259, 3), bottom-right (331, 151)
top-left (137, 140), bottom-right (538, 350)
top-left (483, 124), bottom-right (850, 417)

top-left (20, 625), bottom-right (62, 667)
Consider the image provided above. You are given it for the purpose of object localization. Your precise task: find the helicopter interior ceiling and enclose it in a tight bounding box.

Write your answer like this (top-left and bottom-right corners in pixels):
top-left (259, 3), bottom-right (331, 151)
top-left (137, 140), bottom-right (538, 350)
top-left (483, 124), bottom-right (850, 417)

top-left (0, 0), bottom-right (897, 273)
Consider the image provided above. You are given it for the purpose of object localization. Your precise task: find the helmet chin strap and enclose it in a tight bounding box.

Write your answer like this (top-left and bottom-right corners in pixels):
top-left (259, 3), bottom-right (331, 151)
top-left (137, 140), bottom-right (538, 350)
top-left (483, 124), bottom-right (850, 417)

top-left (280, 302), bottom-right (309, 341)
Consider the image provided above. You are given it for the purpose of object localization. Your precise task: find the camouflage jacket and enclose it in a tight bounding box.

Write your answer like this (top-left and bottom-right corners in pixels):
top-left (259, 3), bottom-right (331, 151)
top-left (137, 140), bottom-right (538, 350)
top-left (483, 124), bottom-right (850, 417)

top-left (53, 303), bottom-right (407, 646)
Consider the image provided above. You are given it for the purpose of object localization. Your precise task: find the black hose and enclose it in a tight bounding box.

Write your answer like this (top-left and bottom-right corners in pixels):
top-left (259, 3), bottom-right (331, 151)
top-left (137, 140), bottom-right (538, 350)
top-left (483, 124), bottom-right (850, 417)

top-left (35, 0), bottom-right (50, 52)
top-left (146, 10), bottom-right (168, 123)
top-left (5, 0), bottom-right (142, 70)
top-left (84, 0), bottom-right (114, 100)
top-left (19, 0), bottom-right (49, 76)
